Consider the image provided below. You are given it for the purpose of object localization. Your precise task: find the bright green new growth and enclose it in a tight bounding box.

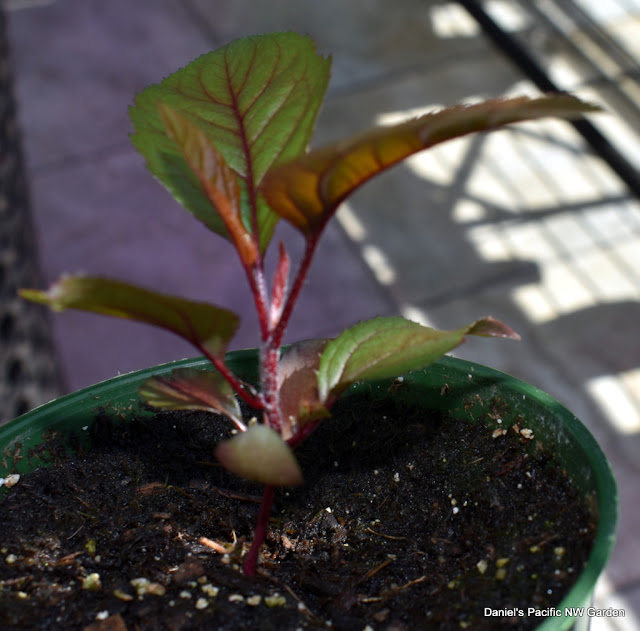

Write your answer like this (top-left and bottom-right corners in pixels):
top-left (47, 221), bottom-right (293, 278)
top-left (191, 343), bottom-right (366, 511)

top-left (20, 32), bottom-right (600, 576)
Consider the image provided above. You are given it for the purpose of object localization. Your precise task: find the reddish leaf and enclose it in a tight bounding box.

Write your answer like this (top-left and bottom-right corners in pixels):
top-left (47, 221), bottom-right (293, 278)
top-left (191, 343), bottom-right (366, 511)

top-left (261, 95), bottom-right (601, 236)
top-left (158, 105), bottom-right (258, 266)
top-left (20, 276), bottom-right (239, 360)
top-left (277, 340), bottom-right (330, 439)
top-left (139, 368), bottom-right (244, 429)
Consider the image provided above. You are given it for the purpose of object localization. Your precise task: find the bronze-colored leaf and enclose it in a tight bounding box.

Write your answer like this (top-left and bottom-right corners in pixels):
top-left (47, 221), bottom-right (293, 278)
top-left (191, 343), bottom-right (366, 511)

top-left (139, 368), bottom-right (244, 428)
top-left (262, 95), bottom-right (601, 236)
top-left (158, 105), bottom-right (258, 266)
top-left (20, 276), bottom-right (239, 360)
top-left (277, 340), bottom-right (329, 439)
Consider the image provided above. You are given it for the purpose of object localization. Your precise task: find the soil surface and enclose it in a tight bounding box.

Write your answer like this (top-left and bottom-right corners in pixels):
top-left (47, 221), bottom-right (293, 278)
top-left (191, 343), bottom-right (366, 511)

top-left (0, 388), bottom-right (595, 630)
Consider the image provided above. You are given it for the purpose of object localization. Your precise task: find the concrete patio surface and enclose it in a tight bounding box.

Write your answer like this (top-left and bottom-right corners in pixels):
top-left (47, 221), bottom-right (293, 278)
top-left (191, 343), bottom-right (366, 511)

top-left (6, 0), bottom-right (640, 627)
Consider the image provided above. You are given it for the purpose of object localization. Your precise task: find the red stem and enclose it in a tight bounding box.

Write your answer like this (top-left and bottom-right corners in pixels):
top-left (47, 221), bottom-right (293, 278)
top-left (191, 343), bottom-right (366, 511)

top-left (243, 484), bottom-right (275, 576)
top-left (204, 353), bottom-right (263, 410)
top-left (245, 263), bottom-right (270, 342)
top-left (287, 417), bottom-right (322, 449)
top-left (259, 235), bottom-right (321, 431)
top-left (240, 235), bottom-right (324, 576)
top-left (260, 343), bottom-right (281, 431)
top-left (271, 235), bottom-right (319, 349)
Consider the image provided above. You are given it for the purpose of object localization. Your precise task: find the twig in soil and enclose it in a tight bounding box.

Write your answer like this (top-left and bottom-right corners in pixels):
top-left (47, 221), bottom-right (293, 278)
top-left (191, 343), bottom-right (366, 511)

top-left (364, 527), bottom-right (407, 542)
top-left (495, 463), bottom-right (518, 477)
top-left (281, 583), bottom-right (315, 618)
top-left (66, 524), bottom-right (84, 541)
top-left (66, 481), bottom-right (91, 509)
top-left (390, 575), bottom-right (427, 593)
top-left (168, 485), bottom-right (206, 506)
top-left (362, 557), bottom-right (394, 581)
top-left (135, 482), bottom-right (166, 496)
top-left (213, 487), bottom-right (263, 503)
top-left (359, 574), bottom-right (428, 604)
top-left (522, 531), bottom-right (559, 550)
top-left (198, 537), bottom-right (233, 554)
top-left (1, 574), bottom-right (34, 587)
top-left (55, 551), bottom-right (84, 566)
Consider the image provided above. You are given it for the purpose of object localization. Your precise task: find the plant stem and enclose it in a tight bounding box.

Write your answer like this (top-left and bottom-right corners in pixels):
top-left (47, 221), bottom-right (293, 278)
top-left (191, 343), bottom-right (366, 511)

top-left (247, 264), bottom-right (271, 342)
top-left (243, 484), bottom-right (275, 576)
top-left (272, 235), bottom-right (319, 349)
top-left (287, 417), bottom-right (321, 449)
top-left (260, 342), bottom-right (281, 431)
top-left (206, 354), bottom-right (263, 410)
top-left (241, 234), bottom-right (322, 577)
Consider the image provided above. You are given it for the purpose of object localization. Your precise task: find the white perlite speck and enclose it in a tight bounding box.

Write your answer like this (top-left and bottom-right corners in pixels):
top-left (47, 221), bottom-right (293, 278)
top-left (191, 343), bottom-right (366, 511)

top-left (201, 584), bottom-right (219, 597)
top-left (0, 474), bottom-right (20, 488)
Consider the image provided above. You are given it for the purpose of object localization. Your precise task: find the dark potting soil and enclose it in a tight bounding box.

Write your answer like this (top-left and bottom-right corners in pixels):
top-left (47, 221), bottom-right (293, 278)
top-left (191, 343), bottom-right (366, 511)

top-left (0, 389), bottom-right (595, 631)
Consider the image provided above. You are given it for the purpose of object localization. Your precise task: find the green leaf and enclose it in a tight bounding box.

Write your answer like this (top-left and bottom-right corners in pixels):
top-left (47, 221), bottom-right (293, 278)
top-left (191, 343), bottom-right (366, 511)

top-left (261, 95), bottom-right (601, 236)
top-left (20, 276), bottom-right (239, 359)
top-left (139, 368), bottom-right (243, 428)
top-left (215, 424), bottom-right (303, 486)
top-left (130, 32), bottom-right (331, 253)
top-left (317, 316), bottom-right (520, 402)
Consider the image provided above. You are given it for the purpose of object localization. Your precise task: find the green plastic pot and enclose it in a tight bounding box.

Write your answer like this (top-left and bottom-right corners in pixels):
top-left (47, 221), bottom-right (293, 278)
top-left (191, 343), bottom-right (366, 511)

top-left (0, 352), bottom-right (617, 630)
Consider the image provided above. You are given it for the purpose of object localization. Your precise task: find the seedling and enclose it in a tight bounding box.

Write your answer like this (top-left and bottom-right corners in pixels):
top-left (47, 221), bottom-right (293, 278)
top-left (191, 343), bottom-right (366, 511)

top-left (21, 33), bottom-right (599, 575)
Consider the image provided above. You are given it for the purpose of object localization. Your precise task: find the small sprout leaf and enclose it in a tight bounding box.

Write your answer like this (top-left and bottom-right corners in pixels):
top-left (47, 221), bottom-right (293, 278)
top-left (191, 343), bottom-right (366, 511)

top-left (130, 32), bottom-right (331, 253)
top-left (20, 276), bottom-right (239, 359)
top-left (215, 424), bottom-right (303, 486)
top-left (278, 339), bottom-right (330, 438)
top-left (139, 368), bottom-right (244, 429)
top-left (261, 95), bottom-right (601, 236)
top-left (317, 316), bottom-right (519, 402)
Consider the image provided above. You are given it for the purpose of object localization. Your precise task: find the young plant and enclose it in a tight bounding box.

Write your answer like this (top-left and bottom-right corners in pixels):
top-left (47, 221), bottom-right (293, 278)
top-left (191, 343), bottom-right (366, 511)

top-left (21, 33), bottom-right (599, 576)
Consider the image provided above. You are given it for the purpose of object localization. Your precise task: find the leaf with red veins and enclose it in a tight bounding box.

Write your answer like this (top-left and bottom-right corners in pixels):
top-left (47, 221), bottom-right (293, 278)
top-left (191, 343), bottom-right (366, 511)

top-left (317, 316), bottom-right (520, 403)
top-left (261, 95), bottom-right (601, 237)
top-left (20, 276), bottom-right (239, 360)
top-left (130, 32), bottom-right (331, 253)
top-left (139, 368), bottom-right (244, 430)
